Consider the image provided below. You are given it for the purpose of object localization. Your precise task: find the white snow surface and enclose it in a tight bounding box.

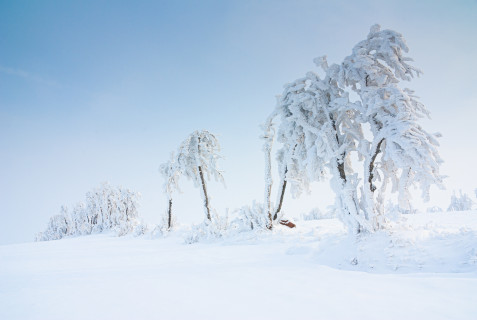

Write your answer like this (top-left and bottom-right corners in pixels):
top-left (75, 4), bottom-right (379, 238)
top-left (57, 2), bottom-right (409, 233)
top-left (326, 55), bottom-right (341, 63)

top-left (1, 211), bottom-right (477, 320)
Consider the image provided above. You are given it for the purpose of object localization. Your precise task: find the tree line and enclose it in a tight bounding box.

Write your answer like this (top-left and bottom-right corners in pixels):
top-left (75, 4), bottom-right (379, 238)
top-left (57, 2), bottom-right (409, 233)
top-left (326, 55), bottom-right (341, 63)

top-left (160, 24), bottom-right (444, 234)
top-left (38, 24), bottom-right (446, 241)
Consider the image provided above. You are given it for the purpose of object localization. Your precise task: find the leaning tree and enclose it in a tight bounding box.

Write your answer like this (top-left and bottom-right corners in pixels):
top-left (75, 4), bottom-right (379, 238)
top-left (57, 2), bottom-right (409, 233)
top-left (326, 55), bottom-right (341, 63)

top-left (174, 130), bottom-right (225, 222)
top-left (330, 24), bottom-right (445, 229)
top-left (265, 24), bottom-right (443, 233)
top-left (269, 65), bottom-right (367, 232)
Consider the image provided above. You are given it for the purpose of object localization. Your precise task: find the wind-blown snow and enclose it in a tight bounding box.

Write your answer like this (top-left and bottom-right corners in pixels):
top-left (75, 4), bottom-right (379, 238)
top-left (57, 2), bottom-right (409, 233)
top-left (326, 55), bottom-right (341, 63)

top-left (1, 211), bottom-right (476, 320)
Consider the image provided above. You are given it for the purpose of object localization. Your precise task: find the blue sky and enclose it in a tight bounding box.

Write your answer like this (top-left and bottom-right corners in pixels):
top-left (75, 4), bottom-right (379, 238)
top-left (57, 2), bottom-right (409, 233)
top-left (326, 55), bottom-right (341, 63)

top-left (1, 0), bottom-right (477, 244)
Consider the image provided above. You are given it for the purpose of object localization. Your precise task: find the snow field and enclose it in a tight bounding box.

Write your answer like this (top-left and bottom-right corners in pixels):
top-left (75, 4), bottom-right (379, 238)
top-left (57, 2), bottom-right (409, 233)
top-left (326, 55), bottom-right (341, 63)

top-left (1, 211), bottom-right (476, 320)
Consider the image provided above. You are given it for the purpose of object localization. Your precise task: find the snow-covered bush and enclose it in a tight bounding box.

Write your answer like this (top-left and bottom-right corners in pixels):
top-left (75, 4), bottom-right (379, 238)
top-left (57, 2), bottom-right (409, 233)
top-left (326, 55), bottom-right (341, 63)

top-left (35, 212), bottom-right (71, 241)
top-left (36, 183), bottom-right (142, 241)
top-left (447, 190), bottom-right (474, 212)
top-left (151, 210), bottom-right (178, 237)
top-left (383, 203), bottom-right (405, 222)
top-left (184, 211), bottom-right (229, 244)
top-left (149, 223), bottom-right (169, 239)
top-left (233, 202), bottom-right (271, 231)
top-left (427, 206), bottom-right (443, 213)
top-left (301, 208), bottom-right (335, 221)
top-left (132, 224), bottom-right (148, 237)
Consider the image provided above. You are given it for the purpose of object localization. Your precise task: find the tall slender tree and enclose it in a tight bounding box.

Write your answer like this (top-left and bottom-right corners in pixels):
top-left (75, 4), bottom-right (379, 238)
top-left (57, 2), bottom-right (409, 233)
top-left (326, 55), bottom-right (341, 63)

top-left (261, 113), bottom-right (276, 228)
top-left (174, 130), bottom-right (225, 221)
top-left (159, 153), bottom-right (181, 230)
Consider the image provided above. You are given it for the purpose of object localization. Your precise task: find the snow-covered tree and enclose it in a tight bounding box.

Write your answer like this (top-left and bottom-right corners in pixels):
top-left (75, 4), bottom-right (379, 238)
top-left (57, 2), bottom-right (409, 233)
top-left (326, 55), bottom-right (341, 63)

top-left (159, 153), bottom-right (181, 230)
top-left (261, 113), bottom-right (277, 228)
top-left (270, 61), bottom-right (366, 232)
top-left (447, 190), bottom-right (474, 212)
top-left (35, 211), bottom-right (71, 241)
top-left (174, 130), bottom-right (224, 221)
top-left (36, 183), bottom-right (142, 241)
top-left (82, 183), bottom-right (141, 234)
top-left (266, 24), bottom-right (443, 233)
top-left (330, 24), bottom-right (444, 229)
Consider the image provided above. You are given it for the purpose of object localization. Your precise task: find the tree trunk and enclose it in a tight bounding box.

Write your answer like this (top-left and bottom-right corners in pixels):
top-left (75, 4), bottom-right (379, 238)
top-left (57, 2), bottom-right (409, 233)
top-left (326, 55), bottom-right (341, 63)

top-left (337, 155), bottom-right (346, 182)
top-left (263, 126), bottom-right (274, 229)
top-left (362, 138), bottom-right (385, 230)
top-left (330, 115), bottom-right (347, 183)
top-left (329, 112), bottom-right (367, 232)
top-left (198, 165), bottom-right (211, 221)
top-left (368, 138), bottom-right (384, 192)
top-left (265, 182), bottom-right (273, 228)
top-left (273, 167), bottom-right (287, 220)
top-left (272, 140), bottom-right (298, 221)
top-left (167, 198), bottom-right (172, 229)
top-left (331, 157), bottom-right (363, 234)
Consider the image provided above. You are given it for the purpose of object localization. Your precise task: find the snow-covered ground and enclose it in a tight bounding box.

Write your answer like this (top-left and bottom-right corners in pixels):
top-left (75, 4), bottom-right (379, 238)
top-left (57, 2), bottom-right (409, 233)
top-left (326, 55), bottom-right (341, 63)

top-left (1, 211), bottom-right (476, 320)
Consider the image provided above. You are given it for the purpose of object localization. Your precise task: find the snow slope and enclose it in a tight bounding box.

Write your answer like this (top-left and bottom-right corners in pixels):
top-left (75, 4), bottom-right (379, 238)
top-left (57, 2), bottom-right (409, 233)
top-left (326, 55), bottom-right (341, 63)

top-left (1, 211), bottom-right (476, 320)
